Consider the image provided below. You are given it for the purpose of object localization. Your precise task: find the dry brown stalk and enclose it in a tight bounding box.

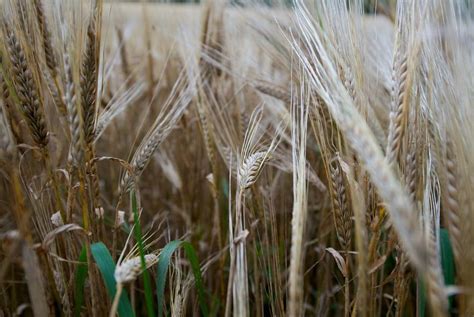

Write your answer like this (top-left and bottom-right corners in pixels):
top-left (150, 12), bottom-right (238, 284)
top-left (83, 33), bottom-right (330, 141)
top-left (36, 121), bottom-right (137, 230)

top-left (238, 151), bottom-right (267, 190)
top-left (425, 225), bottom-right (449, 317)
top-left (394, 252), bottom-right (410, 317)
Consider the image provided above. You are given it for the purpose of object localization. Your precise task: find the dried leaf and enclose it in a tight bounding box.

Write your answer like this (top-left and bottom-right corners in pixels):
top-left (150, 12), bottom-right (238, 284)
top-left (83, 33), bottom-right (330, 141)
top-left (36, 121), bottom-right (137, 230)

top-left (326, 247), bottom-right (347, 277)
top-left (22, 243), bottom-right (49, 316)
top-left (369, 255), bottom-right (387, 275)
top-left (42, 224), bottom-right (86, 249)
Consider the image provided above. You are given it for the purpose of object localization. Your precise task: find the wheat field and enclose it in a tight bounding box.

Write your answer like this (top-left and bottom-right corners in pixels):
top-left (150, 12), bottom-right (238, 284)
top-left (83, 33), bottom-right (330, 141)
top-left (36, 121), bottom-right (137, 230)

top-left (0, 0), bottom-right (473, 316)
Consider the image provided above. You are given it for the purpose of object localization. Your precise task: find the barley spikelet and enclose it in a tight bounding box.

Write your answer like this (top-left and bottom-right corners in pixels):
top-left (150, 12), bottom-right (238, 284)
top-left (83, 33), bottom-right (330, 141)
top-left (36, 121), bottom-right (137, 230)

top-left (238, 151), bottom-right (267, 189)
top-left (46, 71), bottom-right (67, 117)
top-left (114, 254), bottom-right (158, 284)
top-left (405, 147), bottom-right (417, 203)
top-left (196, 93), bottom-right (217, 174)
top-left (0, 103), bottom-right (14, 156)
top-left (64, 53), bottom-right (83, 166)
top-left (121, 133), bottom-right (165, 192)
top-left (80, 11), bottom-right (99, 147)
top-left (33, 0), bottom-right (57, 75)
top-left (386, 51), bottom-right (408, 165)
top-left (1, 57), bottom-right (11, 103)
top-left (0, 68), bottom-right (23, 148)
top-left (93, 82), bottom-right (144, 141)
top-left (445, 139), bottom-right (461, 262)
top-left (6, 28), bottom-right (48, 148)
top-left (341, 66), bottom-right (356, 102)
top-left (0, 66), bottom-right (15, 155)
top-left (120, 73), bottom-right (193, 192)
top-left (254, 81), bottom-right (292, 104)
top-left (329, 158), bottom-right (352, 250)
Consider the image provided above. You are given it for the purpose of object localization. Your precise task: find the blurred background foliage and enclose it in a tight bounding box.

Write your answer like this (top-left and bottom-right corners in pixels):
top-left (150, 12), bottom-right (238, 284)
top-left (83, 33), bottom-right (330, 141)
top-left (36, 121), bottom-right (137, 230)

top-left (105, 0), bottom-right (396, 14)
top-left (104, 0), bottom-right (473, 18)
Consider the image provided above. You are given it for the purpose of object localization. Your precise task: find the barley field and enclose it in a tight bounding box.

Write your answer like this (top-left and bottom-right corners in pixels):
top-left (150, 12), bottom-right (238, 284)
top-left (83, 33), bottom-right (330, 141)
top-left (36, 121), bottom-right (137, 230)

top-left (0, 0), bottom-right (473, 316)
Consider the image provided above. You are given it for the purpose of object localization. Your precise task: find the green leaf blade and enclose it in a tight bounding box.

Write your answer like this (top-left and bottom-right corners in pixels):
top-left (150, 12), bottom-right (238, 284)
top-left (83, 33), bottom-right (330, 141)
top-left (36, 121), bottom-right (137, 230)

top-left (131, 190), bottom-right (155, 317)
top-left (91, 242), bottom-right (135, 317)
top-left (74, 245), bottom-right (88, 317)
top-left (156, 240), bottom-right (208, 317)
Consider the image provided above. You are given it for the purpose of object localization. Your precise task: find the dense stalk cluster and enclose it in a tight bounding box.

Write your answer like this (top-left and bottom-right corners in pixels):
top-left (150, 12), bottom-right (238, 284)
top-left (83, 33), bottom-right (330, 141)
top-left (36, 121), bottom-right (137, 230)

top-left (0, 1), bottom-right (473, 316)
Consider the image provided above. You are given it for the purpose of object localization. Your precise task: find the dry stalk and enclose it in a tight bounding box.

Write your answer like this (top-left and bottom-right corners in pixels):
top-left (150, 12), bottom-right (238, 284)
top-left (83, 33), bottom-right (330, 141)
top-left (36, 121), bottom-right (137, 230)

top-left (425, 224), bottom-right (448, 316)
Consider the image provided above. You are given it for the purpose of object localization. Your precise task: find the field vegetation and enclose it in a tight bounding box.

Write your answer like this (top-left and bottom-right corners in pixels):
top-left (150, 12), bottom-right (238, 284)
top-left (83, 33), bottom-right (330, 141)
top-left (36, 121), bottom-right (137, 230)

top-left (0, 0), bottom-right (473, 316)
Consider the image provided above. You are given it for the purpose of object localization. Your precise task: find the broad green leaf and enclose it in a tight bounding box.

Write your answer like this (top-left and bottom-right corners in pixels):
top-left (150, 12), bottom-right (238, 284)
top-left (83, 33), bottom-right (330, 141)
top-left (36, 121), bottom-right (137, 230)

top-left (418, 276), bottom-right (427, 317)
top-left (418, 229), bottom-right (456, 316)
top-left (74, 245), bottom-right (88, 317)
top-left (156, 240), bottom-right (208, 317)
top-left (440, 228), bottom-right (455, 313)
top-left (131, 190), bottom-right (155, 317)
top-left (91, 242), bottom-right (135, 317)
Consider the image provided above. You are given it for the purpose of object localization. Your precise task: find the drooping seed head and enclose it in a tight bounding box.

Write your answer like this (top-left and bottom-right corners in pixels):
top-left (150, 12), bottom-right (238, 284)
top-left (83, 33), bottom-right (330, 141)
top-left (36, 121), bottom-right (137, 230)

top-left (238, 151), bottom-right (267, 189)
top-left (114, 254), bottom-right (158, 284)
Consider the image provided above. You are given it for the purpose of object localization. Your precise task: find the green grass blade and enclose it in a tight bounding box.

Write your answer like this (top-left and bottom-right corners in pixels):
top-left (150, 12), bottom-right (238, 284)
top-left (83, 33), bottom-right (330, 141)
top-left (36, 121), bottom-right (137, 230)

top-left (131, 190), bottom-right (155, 317)
top-left (156, 240), bottom-right (181, 317)
top-left (74, 245), bottom-right (88, 317)
top-left (439, 228), bottom-right (455, 312)
top-left (156, 240), bottom-right (208, 317)
top-left (418, 229), bottom-right (456, 316)
top-left (91, 242), bottom-right (135, 317)
top-left (181, 242), bottom-right (208, 316)
top-left (417, 276), bottom-right (427, 317)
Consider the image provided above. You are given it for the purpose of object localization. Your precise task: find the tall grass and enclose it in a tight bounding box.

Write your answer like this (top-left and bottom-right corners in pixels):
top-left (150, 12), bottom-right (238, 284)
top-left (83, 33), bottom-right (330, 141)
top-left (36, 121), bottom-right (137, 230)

top-left (0, 0), bottom-right (473, 316)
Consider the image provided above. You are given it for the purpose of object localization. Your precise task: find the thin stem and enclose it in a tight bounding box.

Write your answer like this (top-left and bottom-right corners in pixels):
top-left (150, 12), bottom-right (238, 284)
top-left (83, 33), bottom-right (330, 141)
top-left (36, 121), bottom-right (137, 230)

top-left (110, 283), bottom-right (123, 317)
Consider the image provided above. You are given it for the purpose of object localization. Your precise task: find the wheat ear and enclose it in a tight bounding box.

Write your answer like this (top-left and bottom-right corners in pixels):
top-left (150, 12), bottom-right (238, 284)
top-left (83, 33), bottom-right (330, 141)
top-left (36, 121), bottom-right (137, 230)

top-left (81, 12), bottom-right (99, 148)
top-left (64, 52), bottom-right (83, 166)
top-left (445, 138), bottom-right (461, 263)
top-left (33, 0), bottom-right (57, 75)
top-left (293, 2), bottom-right (429, 275)
top-left (386, 49), bottom-right (408, 165)
top-left (114, 254), bottom-right (158, 284)
top-left (329, 156), bottom-right (352, 250)
top-left (5, 27), bottom-right (49, 148)
top-left (254, 81), bottom-right (292, 104)
top-left (110, 254), bottom-right (158, 317)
